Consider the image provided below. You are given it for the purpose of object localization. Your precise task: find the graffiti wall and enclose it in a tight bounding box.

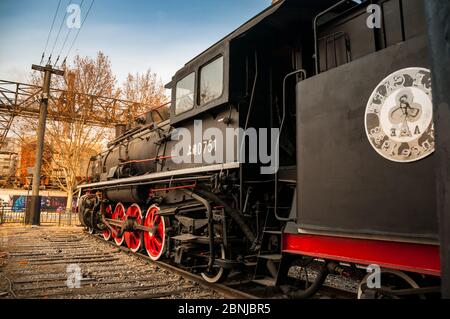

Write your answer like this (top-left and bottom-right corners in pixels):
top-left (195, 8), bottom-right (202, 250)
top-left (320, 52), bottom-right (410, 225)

top-left (6, 195), bottom-right (71, 213)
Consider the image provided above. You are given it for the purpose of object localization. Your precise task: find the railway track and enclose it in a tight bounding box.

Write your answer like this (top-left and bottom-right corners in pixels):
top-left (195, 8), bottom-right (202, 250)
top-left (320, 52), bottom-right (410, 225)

top-left (0, 225), bottom-right (356, 299)
top-left (87, 231), bottom-right (356, 300)
top-left (0, 225), bottom-right (238, 299)
top-left (87, 232), bottom-right (259, 299)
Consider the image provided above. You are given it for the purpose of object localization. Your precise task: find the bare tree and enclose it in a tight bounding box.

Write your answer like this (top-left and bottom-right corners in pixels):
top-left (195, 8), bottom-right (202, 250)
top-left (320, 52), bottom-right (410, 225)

top-left (49, 52), bottom-right (121, 213)
top-left (122, 69), bottom-right (169, 121)
top-left (16, 52), bottom-right (119, 214)
top-left (13, 53), bottom-right (168, 215)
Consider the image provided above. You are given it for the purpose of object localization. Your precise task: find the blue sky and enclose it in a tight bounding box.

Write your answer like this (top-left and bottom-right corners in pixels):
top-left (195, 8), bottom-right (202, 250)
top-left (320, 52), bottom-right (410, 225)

top-left (0, 0), bottom-right (271, 86)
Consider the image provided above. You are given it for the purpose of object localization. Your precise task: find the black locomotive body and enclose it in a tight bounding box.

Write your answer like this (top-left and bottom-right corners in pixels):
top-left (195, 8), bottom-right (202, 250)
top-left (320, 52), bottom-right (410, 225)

top-left (78, 0), bottom-right (441, 297)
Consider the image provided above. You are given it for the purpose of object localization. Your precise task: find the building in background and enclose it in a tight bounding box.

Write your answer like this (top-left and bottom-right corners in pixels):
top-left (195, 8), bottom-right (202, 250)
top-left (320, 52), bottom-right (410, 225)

top-left (0, 137), bottom-right (20, 187)
top-left (16, 137), bottom-right (53, 189)
top-left (0, 136), bottom-right (101, 190)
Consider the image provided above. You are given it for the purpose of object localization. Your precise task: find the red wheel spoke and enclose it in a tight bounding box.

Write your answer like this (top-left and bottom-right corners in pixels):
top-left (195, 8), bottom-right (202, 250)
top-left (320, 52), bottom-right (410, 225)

top-left (124, 204), bottom-right (142, 252)
top-left (158, 222), bottom-right (163, 234)
top-left (111, 203), bottom-right (126, 246)
top-left (149, 238), bottom-right (156, 253)
top-left (154, 238), bottom-right (162, 250)
top-left (143, 205), bottom-right (167, 261)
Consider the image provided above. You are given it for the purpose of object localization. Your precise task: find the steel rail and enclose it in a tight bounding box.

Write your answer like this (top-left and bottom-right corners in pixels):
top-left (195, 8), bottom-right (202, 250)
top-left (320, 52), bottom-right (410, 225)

top-left (87, 232), bottom-right (358, 299)
top-left (88, 233), bottom-right (259, 299)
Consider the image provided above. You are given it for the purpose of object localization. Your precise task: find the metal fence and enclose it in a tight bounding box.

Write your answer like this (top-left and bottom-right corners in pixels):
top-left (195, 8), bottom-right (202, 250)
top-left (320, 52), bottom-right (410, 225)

top-left (0, 205), bottom-right (79, 226)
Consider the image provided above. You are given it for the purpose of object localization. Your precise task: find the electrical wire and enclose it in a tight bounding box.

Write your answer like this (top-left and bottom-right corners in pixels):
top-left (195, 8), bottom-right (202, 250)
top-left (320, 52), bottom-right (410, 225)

top-left (40, 0), bottom-right (63, 65)
top-left (48, 0), bottom-right (73, 65)
top-left (55, 0), bottom-right (85, 66)
top-left (62, 0), bottom-right (95, 67)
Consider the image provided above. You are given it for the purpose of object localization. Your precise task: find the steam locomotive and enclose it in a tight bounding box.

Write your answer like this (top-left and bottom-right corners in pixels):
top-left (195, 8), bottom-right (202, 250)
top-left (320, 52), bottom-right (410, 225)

top-left (78, 0), bottom-right (441, 298)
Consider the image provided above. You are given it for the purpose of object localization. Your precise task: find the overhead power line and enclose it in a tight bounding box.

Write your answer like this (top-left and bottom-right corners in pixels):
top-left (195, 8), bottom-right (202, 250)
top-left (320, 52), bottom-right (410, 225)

top-left (40, 0), bottom-right (63, 65)
top-left (48, 0), bottom-right (73, 65)
top-left (62, 0), bottom-right (95, 67)
top-left (55, 0), bottom-right (86, 66)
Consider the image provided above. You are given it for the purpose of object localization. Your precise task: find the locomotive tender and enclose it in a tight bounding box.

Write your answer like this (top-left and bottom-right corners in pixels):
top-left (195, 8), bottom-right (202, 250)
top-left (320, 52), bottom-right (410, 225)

top-left (78, 0), bottom-right (441, 297)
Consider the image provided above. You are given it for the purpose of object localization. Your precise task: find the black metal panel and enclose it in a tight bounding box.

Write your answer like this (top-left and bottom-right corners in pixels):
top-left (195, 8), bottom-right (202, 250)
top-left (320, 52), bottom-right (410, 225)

top-left (163, 105), bottom-right (240, 171)
top-left (317, 0), bottom-right (426, 73)
top-left (381, 0), bottom-right (403, 47)
top-left (296, 35), bottom-right (437, 242)
top-left (425, 0), bottom-right (450, 298)
top-left (403, 0), bottom-right (426, 40)
top-left (319, 9), bottom-right (376, 72)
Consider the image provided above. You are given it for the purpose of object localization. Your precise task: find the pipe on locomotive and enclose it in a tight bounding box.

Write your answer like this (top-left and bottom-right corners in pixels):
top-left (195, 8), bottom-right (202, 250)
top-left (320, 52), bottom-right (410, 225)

top-left (240, 50), bottom-right (259, 219)
top-left (289, 261), bottom-right (330, 299)
top-left (84, 176), bottom-right (211, 192)
top-left (181, 189), bottom-right (215, 272)
top-left (313, 0), bottom-right (354, 75)
top-left (274, 69), bottom-right (306, 223)
top-left (132, 101), bottom-right (171, 124)
top-left (193, 189), bottom-right (258, 251)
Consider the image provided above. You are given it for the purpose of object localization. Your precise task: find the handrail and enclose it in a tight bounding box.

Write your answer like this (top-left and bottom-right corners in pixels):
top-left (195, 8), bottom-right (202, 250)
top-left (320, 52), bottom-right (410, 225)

top-left (313, 0), bottom-right (356, 75)
top-left (133, 101), bottom-right (171, 122)
top-left (274, 69), bottom-right (306, 223)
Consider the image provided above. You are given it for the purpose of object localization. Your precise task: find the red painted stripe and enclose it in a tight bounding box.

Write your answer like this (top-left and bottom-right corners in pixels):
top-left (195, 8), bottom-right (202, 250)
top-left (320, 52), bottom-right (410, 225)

top-left (282, 233), bottom-right (441, 276)
top-left (119, 155), bottom-right (173, 166)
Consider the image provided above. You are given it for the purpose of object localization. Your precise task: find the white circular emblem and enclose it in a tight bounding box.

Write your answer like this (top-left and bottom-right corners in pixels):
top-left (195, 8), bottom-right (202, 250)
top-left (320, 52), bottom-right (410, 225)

top-left (365, 67), bottom-right (434, 163)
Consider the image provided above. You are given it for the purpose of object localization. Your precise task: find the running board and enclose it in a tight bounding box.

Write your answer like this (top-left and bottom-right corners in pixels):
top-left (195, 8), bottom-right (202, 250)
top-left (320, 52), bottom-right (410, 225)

top-left (78, 162), bottom-right (240, 190)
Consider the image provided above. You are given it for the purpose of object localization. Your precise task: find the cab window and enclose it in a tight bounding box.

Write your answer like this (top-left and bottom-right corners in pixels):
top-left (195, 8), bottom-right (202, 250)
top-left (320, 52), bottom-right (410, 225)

top-left (175, 72), bottom-right (195, 115)
top-left (199, 56), bottom-right (224, 106)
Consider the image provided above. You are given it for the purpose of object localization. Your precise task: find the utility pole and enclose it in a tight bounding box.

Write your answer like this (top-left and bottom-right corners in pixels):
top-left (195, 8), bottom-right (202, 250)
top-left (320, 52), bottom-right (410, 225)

top-left (25, 64), bottom-right (64, 226)
top-left (425, 0), bottom-right (450, 298)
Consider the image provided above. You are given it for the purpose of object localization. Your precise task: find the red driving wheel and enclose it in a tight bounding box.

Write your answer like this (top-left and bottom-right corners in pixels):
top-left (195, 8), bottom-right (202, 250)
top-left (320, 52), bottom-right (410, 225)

top-left (143, 205), bottom-right (167, 261)
top-left (111, 203), bottom-right (126, 246)
top-left (102, 205), bottom-right (113, 241)
top-left (124, 204), bottom-right (143, 253)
